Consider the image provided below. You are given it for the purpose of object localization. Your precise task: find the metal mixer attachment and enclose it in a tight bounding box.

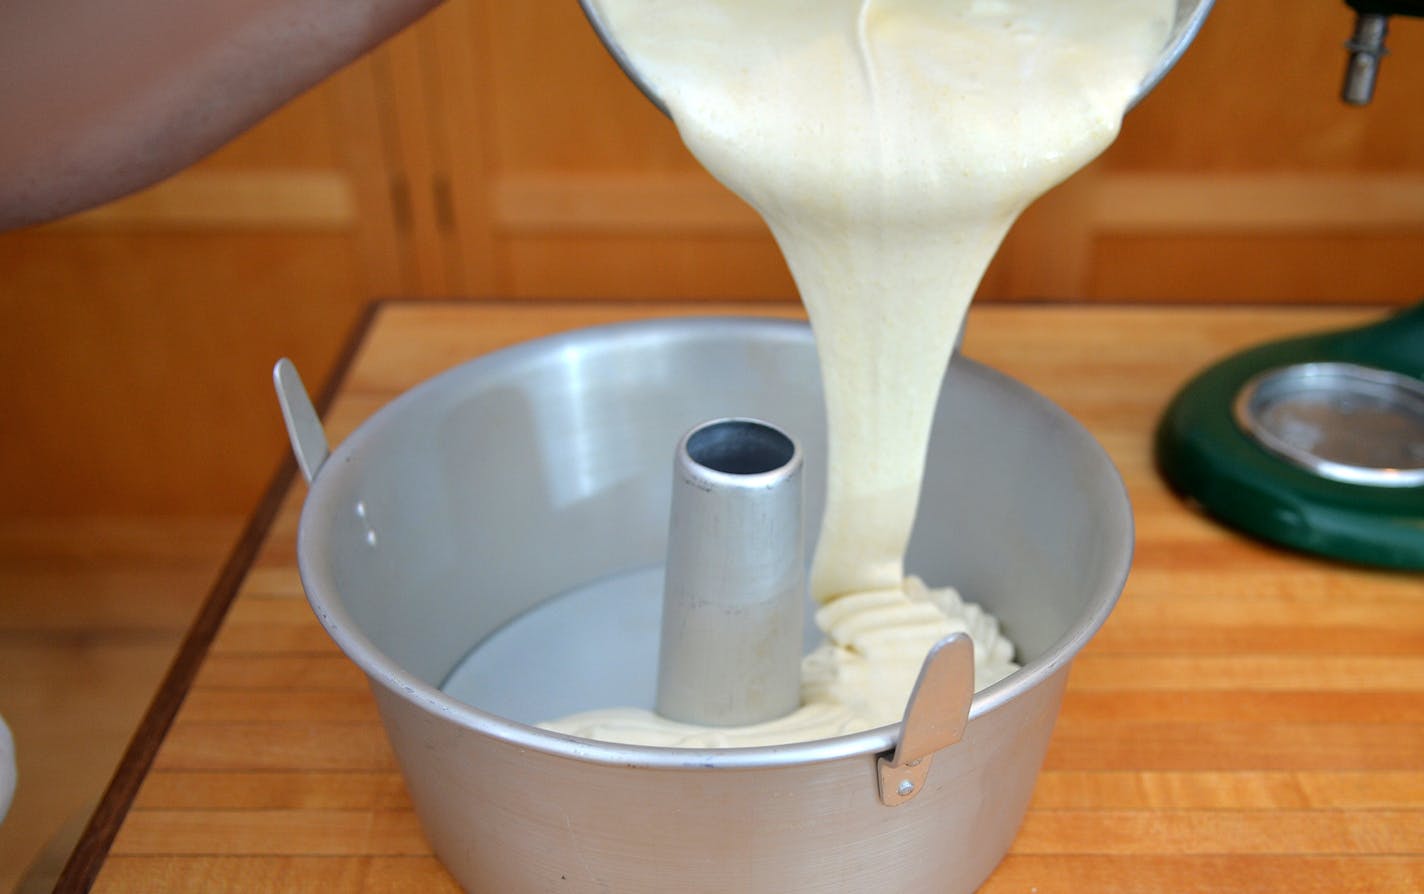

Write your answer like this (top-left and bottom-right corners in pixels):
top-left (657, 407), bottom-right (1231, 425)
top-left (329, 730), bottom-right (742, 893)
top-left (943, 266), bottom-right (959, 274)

top-left (1340, 0), bottom-right (1424, 104)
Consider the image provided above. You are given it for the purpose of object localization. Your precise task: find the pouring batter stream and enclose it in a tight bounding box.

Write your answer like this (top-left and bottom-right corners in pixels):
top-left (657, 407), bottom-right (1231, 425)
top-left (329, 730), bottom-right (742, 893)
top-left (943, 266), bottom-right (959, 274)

top-left (544, 0), bottom-right (1172, 746)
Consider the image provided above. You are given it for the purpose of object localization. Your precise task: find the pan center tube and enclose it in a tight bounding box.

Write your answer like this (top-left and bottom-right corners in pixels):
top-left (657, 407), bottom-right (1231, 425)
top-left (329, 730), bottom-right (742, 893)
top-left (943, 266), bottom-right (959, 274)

top-left (656, 418), bottom-right (805, 726)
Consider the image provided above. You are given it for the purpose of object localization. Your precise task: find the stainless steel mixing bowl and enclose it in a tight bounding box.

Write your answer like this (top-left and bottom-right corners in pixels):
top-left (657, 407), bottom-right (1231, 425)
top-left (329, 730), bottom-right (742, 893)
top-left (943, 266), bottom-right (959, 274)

top-left (289, 316), bottom-right (1133, 893)
top-left (580, 0), bottom-right (1215, 116)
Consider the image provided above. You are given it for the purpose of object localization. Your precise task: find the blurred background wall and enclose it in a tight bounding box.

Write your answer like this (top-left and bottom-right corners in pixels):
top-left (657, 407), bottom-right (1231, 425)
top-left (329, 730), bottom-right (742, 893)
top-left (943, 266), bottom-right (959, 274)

top-left (1, 0), bottom-right (1421, 521)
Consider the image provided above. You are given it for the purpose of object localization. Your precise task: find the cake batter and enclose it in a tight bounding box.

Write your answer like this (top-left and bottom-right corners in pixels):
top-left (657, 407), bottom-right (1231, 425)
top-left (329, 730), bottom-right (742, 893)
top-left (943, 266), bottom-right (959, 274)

top-left (545, 0), bottom-right (1172, 746)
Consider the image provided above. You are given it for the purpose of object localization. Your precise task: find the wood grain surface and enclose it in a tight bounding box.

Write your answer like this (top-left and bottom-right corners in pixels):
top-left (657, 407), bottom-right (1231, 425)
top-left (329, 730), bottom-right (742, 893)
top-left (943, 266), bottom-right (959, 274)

top-left (75, 301), bottom-right (1424, 892)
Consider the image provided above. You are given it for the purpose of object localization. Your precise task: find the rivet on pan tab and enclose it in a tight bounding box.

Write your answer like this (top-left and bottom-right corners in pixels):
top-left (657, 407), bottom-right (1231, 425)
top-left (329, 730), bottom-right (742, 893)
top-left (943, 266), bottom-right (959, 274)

top-left (877, 633), bottom-right (975, 807)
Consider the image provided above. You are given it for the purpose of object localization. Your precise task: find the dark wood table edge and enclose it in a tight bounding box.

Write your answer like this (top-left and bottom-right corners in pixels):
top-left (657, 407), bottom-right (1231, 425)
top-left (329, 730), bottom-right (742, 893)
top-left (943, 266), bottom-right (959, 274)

top-left (50, 296), bottom-right (1401, 890)
top-left (53, 301), bottom-right (387, 892)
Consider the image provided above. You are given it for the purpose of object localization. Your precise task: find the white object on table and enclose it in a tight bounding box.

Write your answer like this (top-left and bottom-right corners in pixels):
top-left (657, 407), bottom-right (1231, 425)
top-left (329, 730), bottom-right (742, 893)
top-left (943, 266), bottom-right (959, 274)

top-left (0, 713), bottom-right (14, 823)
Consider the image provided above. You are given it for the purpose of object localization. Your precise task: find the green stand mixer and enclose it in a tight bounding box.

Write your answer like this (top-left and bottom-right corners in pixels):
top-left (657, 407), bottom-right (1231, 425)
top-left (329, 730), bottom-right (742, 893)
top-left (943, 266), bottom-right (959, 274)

top-left (1156, 1), bottom-right (1424, 571)
top-left (1157, 302), bottom-right (1424, 569)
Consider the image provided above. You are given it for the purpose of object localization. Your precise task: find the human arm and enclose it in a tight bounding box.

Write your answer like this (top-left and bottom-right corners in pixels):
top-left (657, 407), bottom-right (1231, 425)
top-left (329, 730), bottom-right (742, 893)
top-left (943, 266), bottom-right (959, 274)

top-left (0, 0), bottom-right (441, 230)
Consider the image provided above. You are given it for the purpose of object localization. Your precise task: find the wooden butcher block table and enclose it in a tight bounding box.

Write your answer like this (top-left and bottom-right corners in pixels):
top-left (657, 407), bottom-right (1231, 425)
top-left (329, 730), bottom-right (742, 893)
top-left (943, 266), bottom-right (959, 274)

top-left (60, 301), bottom-right (1423, 892)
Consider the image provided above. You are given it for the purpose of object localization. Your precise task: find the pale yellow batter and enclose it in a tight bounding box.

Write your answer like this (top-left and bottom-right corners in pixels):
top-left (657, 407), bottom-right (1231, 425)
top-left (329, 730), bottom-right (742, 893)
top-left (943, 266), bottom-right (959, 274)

top-left (549, 576), bottom-right (1015, 747)
top-left (544, 0), bottom-right (1172, 746)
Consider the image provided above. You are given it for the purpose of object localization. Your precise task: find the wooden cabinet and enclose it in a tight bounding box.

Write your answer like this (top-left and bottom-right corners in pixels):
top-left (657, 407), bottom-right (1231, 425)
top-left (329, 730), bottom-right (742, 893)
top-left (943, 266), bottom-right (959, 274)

top-left (2, 1), bottom-right (1421, 516)
top-left (1, 64), bottom-right (381, 515)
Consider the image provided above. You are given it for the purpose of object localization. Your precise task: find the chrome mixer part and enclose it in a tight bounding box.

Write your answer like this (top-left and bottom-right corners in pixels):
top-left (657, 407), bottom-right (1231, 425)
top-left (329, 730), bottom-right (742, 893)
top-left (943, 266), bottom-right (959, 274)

top-left (578, 0), bottom-right (1215, 118)
top-left (1340, 1), bottom-right (1424, 105)
top-left (1342, 12), bottom-right (1391, 104)
top-left (657, 418), bottom-right (805, 726)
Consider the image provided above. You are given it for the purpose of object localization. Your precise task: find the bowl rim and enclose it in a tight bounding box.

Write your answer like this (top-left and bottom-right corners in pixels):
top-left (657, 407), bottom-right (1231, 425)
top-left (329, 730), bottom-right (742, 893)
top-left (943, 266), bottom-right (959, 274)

top-left (296, 315), bottom-right (1134, 770)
